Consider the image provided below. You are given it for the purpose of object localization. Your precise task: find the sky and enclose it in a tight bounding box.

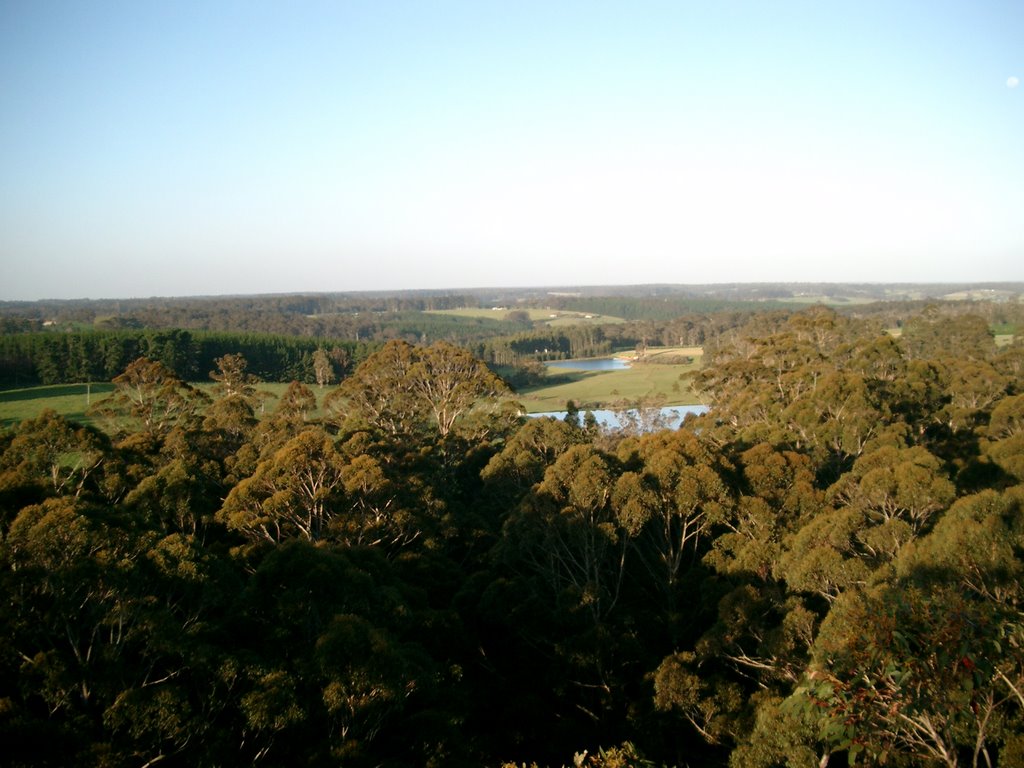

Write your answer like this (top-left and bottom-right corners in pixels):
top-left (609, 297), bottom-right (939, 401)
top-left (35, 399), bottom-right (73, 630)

top-left (1, 0), bottom-right (1022, 300)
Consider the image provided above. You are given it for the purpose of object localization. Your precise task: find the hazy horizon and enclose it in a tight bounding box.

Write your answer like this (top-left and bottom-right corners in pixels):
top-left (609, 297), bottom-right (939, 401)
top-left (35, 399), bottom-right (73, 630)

top-left (4, 280), bottom-right (1023, 306)
top-left (3, 1), bottom-right (1022, 301)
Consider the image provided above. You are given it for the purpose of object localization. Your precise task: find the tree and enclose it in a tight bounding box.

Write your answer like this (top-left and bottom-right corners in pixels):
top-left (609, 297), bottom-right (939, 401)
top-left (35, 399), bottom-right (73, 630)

top-left (329, 449), bottom-right (415, 549)
top-left (229, 540), bottom-right (439, 764)
top-left (829, 444), bottom-right (956, 535)
top-left (983, 395), bottom-right (1024, 483)
top-left (940, 360), bottom-right (1008, 433)
top-left (324, 341), bottom-right (420, 436)
top-left (791, 486), bottom-right (1024, 767)
top-left (797, 585), bottom-right (1022, 767)
top-left (273, 380), bottom-right (317, 422)
top-left (705, 443), bottom-right (822, 582)
top-left (509, 445), bottom-right (626, 629)
top-left (406, 341), bottom-right (510, 437)
top-left (0, 496), bottom-right (187, 764)
top-left (316, 612), bottom-right (429, 754)
top-left (777, 508), bottom-right (875, 603)
top-left (782, 370), bottom-right (881, 475)
top-left (901, 311), bottom-right (996, 361)
top-left (612, 429), bottom-right (731, 630)
top-left (312, 348), bottom-right (335, 389)
top-left (219, 429), bottom-right (348, 544)
top-left (219, 428), bottom-right (415, 550)
top-left (89, 357), bottom-right (208, 439)
top-left (496, 444), bottom-right (629, 724)
top-left (0, 409), bottom-right (108, 502)
top-left (209, 352), bottom-right (259, 401)
top-left (326, 340), bottom-right (511, 438)
top-left (480, 416), bottom-right (588, 503)
top-left (258, 380), bottom-right (317, 444)
top-left (123, 446), bottom-right (220, 536)
top-left (988, 394), bottom-right (1024, 441)
top-left (202, 394), bottom-right (259, 460)
top-left (653, 651), bottom-right (744, 746)
top-left (897, 486), bottom-right (1024, 626)
top-left (777, 443), bottom-right (956, 604)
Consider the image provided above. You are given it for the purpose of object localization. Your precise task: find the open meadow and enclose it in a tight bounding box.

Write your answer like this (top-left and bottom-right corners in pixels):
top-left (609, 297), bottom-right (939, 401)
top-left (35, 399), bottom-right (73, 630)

top-left (515, 349), bottom-right (704, 413)
top-left (0, 381), bottom-right (338, 429)
top-left (0, 350), bottom-right (705, 427)
top-left (0, 383), bottom-right (114, 429)
top-left (427, 307), bottom-right (627, 325)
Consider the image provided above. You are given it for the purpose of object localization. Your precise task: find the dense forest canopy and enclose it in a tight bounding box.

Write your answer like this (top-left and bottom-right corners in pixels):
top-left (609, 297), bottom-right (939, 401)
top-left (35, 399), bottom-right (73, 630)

top-left (1, 293), bottom-right (1023, 767)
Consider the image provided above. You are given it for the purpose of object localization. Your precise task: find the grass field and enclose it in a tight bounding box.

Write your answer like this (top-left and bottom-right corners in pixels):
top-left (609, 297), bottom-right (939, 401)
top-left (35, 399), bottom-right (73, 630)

top-left (0, 383), bottom-right (115, 429)
top-left (775, 294), bottom-right (879, 305)
top-left (427, 307), bottom-right (627, 325)
top-left (635, 345), bottom-right (703, 363)
top-left (0, 345), bottom-right (703, 427)
top-left (0, 381), bottom-right (340, 430)
top-left (516, 349), bottom-right (704, 413)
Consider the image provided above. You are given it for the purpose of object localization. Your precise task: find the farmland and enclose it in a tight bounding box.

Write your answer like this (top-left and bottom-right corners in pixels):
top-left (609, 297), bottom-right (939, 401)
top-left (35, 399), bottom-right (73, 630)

top-left (515, 347), bottom-right (704, 412)
top-left (0, 352), bottom-right (703, 427)
top-left (0, 381), bottom-right (338, 429)
top-left (426, 306), bottom-right (627, 325)
top-left (0, 383), bottom-right (114, 429)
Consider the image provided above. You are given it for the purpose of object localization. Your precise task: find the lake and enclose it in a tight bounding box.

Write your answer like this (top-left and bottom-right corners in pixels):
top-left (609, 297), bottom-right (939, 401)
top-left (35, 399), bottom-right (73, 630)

top-left (547, 357), bottom-right (631, 371)
top-left (529, 404), bottom-right (709, 431)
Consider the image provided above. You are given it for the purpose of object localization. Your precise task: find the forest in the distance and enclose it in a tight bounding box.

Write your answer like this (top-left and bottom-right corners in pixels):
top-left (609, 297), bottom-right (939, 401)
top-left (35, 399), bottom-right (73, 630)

top-left (1, 288), bottom-right (1024, 767)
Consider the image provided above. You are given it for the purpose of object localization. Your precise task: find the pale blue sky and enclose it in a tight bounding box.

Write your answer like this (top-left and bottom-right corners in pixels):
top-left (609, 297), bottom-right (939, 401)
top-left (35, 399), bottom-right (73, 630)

top-left (1, 0), bottom-right (1021, 299)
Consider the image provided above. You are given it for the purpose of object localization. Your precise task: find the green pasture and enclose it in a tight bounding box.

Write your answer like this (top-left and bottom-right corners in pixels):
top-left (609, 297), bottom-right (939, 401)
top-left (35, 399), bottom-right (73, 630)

top-left (545, 312), bottom-right (626, 326)
top-left (776, 294), bottom-right (878, 306)
top-left (0, 342), bottom-right (708, 428)
top-left (0, 358), bottom-right (704, 428)
top-left (427, 307), bottom-right (626, 325)
top-left (425, 307), bottom-right (514, 321)
top-left (0, 381), bottom-right (340, 430)
top-left (636, 345), bottom-right (703, 363)
top-left (515, 357), bottom-right (704, 413)
top-left (0, 383), bottom-right (115, 429)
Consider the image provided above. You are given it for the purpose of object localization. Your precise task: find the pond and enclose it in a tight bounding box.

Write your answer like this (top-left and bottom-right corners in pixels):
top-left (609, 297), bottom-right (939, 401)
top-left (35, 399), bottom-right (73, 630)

top-left (546, 357), bottom-right (631, 371)
top-left (529, 404), bottom-right (709, 431)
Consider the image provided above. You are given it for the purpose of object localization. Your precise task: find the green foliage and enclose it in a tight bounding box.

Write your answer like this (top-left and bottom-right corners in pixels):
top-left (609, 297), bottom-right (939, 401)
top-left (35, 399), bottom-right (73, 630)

top-left (326, 339), bottom-right (514, 438)
top-left (0, 328), bottom-right (366, 388)
top-left (88, 357), bottom-right (209, 439)
top-left (796, 584), bottom-right (1024, 766)
top-left (901, 311), bottom-right (996, 361)
top-left (481, 416), bottom-right (590, 503)
top-left (2, 303), bottom-right (1021, 767)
